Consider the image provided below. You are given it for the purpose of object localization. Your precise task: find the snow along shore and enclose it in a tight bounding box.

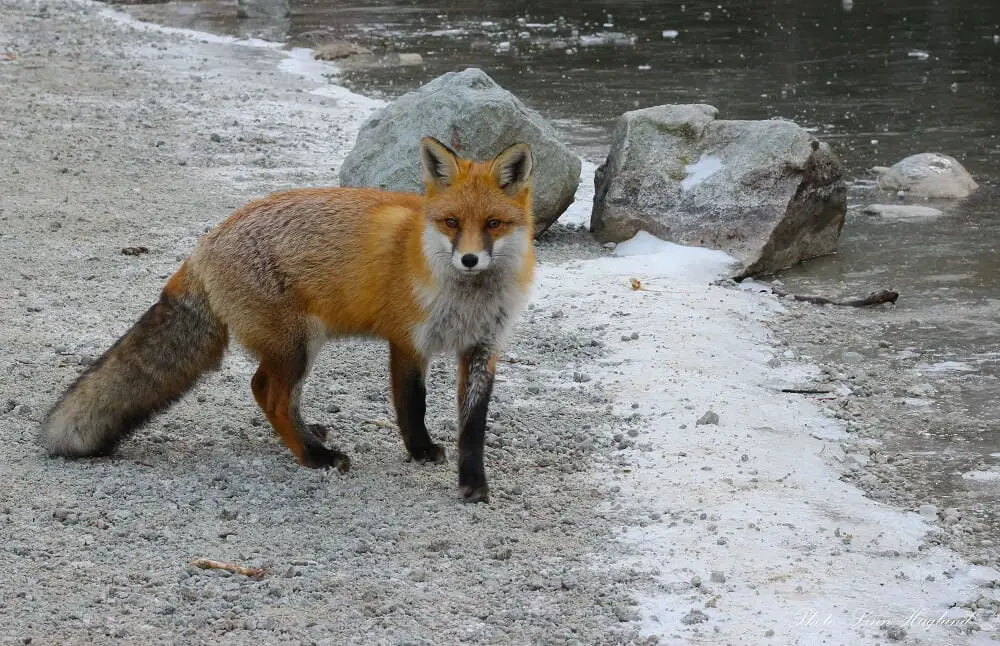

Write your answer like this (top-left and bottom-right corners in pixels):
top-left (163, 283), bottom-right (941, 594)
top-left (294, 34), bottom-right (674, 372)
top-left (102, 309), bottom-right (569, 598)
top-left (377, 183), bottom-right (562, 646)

top-left (0, 0), bottom-right (997, 643)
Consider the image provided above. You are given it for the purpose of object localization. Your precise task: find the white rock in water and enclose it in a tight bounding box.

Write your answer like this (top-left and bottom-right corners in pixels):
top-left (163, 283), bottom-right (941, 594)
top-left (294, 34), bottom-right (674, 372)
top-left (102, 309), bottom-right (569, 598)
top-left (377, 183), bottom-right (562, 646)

top-left (872, 153), bottom-right (978, 199)
top-left (862, 204), bottom-right (944, 219)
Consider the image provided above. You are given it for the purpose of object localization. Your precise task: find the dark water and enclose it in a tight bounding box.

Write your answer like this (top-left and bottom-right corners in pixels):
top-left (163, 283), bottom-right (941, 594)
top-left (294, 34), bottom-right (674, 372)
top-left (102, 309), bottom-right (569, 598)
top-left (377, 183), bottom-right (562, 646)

top-left (125, 1), bottom-right (999, 504)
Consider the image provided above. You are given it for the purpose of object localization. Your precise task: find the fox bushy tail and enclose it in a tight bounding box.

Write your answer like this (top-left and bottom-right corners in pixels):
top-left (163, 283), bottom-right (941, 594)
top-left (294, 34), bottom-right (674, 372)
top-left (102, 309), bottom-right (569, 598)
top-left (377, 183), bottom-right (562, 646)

top-left (41, 263), bottom-right (228, 458)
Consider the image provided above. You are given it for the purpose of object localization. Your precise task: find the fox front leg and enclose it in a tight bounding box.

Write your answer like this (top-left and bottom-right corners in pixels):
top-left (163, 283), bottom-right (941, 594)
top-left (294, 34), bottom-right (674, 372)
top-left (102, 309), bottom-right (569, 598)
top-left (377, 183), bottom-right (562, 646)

top-left (456, 345), bottom-right (498, 503)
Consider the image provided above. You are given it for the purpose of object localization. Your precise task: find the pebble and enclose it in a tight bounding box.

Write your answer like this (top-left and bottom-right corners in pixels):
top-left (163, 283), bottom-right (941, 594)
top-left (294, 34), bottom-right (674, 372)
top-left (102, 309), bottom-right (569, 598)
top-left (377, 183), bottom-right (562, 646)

top-left (572, 372), bottom-right (591, 383)
top-left (696, 410), bottom-right (719, 426)
top-left (710, 571), bottom-right (725, 583)
top-left (681, 609), bottom-right (708, 624)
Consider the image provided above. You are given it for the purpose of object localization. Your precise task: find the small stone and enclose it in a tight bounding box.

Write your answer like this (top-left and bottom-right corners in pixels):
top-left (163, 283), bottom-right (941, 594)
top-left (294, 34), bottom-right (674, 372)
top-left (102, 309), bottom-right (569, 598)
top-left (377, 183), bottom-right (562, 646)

top-left (573, 372), bottom-right (591, 383)
top-left (681, 609), bottom-right (708, 625)
top-left (883, 624), bottom-right (906, 641)
top-left (696, 410), bottom-right (719, 426)
top-left (602, 242), bottom-right (617, 250)
top-left (710, 571), bottom-right (725, 583)
top-left (209, 133), bottom-right (222, 143)
top-left (526, 385), bottom-right (541, 394)
top-left (691, 575), bottom-right (702, 587)
top-left (326, 403), bottom-right (341, 414)
top-left (219, 506), bottom-right (239, 521)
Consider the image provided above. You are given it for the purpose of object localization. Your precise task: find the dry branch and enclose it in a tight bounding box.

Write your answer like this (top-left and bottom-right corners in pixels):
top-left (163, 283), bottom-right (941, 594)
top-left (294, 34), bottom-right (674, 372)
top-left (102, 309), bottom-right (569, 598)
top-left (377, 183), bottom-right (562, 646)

top-left (769, 287), bottom-right (898, 307)
top-left (190, 558), bottom-right (265, 578)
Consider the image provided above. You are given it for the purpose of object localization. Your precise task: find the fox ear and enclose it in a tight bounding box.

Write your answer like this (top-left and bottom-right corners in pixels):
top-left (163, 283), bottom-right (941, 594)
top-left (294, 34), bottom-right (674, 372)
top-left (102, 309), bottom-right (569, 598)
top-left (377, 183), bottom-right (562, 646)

top-left (490, 143), bottom-right (533, 196)
top-left (420, 136), bottom-right (460, 190)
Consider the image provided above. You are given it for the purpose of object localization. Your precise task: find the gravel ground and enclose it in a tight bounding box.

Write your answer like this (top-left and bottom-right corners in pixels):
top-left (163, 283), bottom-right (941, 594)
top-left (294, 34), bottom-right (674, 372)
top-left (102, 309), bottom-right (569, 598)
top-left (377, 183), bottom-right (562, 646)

top-left (0, 2), bottom-right (643, 643)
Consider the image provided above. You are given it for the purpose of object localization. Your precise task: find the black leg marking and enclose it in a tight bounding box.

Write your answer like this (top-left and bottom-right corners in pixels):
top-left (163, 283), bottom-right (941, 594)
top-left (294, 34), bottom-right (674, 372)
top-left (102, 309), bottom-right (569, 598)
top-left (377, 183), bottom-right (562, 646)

top-left (458, 345), bottom-right (495, 504)
top-left (391, 345), bottom-right (446, 465)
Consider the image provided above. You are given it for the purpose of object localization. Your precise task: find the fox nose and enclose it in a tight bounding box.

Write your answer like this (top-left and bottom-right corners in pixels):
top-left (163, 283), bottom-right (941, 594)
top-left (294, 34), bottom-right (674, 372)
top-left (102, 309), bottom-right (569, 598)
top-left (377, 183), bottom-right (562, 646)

top-left (461, 254), bottom-right (479, 268)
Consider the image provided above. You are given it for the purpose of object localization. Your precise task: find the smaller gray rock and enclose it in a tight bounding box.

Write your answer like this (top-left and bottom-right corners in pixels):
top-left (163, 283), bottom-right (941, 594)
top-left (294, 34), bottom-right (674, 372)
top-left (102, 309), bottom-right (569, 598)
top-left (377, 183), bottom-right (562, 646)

top-left (710, 570), bottom-right (726, 583)
top-left (696, 410), bottom-right (719, 426)
top-left (219, 506), bottom-right (239, 521)
top-left (339, 68), bottom-right (581, 235)
top-left (873, 153), bottom-right (978, 198)
top-left (681, 609), bottom-right (709, 625)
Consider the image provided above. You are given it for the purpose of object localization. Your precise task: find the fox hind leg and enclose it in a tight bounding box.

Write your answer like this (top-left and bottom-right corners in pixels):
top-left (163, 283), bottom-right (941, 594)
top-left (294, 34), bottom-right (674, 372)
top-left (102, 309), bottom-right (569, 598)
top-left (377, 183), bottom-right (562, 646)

top-left (250, 340), bottom-right (350, 472)
top-left (389, 343), bottom-right (446, 465)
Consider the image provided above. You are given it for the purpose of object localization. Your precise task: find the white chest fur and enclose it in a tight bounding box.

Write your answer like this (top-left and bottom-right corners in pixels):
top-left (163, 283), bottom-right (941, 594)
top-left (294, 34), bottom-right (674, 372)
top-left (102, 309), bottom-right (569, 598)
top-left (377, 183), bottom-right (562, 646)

top-left (412, 275), bottom-right (526, 358)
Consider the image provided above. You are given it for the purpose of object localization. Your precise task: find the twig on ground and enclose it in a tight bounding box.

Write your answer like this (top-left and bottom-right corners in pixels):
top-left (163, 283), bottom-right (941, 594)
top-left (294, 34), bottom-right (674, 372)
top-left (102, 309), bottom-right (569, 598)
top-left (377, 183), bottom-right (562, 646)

top-left (499, 356), bottom-right (537, 366)
top-left (190, 558), bottom-right (265, 578)
top-left (363, 419), bottom-right (397, 430)
top-left (769, 287), bottom-right (898, 307)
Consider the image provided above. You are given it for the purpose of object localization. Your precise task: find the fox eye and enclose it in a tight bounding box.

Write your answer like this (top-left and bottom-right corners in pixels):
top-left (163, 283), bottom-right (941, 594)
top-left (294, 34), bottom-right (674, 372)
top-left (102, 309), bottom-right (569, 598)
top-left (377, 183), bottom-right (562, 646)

top-left (486, 219), bottom-right (502, 229)
top-left (444, 218), bottom-right (459, 229)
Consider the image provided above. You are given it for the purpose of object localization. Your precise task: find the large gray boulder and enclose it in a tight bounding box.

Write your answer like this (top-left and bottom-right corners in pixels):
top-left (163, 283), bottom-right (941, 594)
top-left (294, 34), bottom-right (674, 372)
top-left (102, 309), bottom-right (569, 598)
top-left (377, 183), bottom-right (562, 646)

top-left (590, 104), bottom-right (847, 277)
top-left (339, 68), bottom-right (581, 236)
top-left (873, 153), bottom-right (978, 198)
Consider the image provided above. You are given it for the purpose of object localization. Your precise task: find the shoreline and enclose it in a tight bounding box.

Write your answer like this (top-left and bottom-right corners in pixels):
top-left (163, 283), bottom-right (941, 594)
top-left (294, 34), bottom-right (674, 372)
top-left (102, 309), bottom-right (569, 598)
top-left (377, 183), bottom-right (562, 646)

top-left (1, 1), bottom-right (998, 643)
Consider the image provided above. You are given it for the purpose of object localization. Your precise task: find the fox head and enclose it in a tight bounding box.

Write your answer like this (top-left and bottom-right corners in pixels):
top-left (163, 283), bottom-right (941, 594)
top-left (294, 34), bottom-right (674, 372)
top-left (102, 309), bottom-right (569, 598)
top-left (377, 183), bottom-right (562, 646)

top-left (419, 136), bottom-right (534, 276)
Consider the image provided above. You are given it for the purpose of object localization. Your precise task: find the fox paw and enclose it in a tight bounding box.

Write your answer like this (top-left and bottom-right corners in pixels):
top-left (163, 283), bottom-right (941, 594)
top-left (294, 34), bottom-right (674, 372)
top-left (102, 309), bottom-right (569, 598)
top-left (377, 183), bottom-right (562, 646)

top-left (408, 442), bottom-right (447, 465)
top-left (459, 484), bottom-right (490, 504)
top-left (301, 444), bottom-right (351, 474)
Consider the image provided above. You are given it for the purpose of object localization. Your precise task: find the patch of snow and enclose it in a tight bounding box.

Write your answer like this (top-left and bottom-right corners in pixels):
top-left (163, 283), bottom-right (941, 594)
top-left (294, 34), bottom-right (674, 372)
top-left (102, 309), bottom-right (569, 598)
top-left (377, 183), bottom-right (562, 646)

top-left (533, 239), bottom-right (995, 645)
top-left (558, 158), bottom-right (598, 227)
top-left (99, 6), bottom-right (384, 114)
top-left (681, 155), bottom-right (723, 190)
top-left (98, 6), bottom-right (283, 49)
top-left (611, 231), bottom-right (737, 283)
top-left (962, 470), bottom-right (1000, 482)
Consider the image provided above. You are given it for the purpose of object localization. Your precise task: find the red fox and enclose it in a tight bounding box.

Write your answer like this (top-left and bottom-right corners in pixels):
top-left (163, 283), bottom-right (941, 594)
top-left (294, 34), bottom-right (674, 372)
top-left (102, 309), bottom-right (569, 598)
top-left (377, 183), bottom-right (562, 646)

top-left (41, 136), bottom-right (536, 503)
